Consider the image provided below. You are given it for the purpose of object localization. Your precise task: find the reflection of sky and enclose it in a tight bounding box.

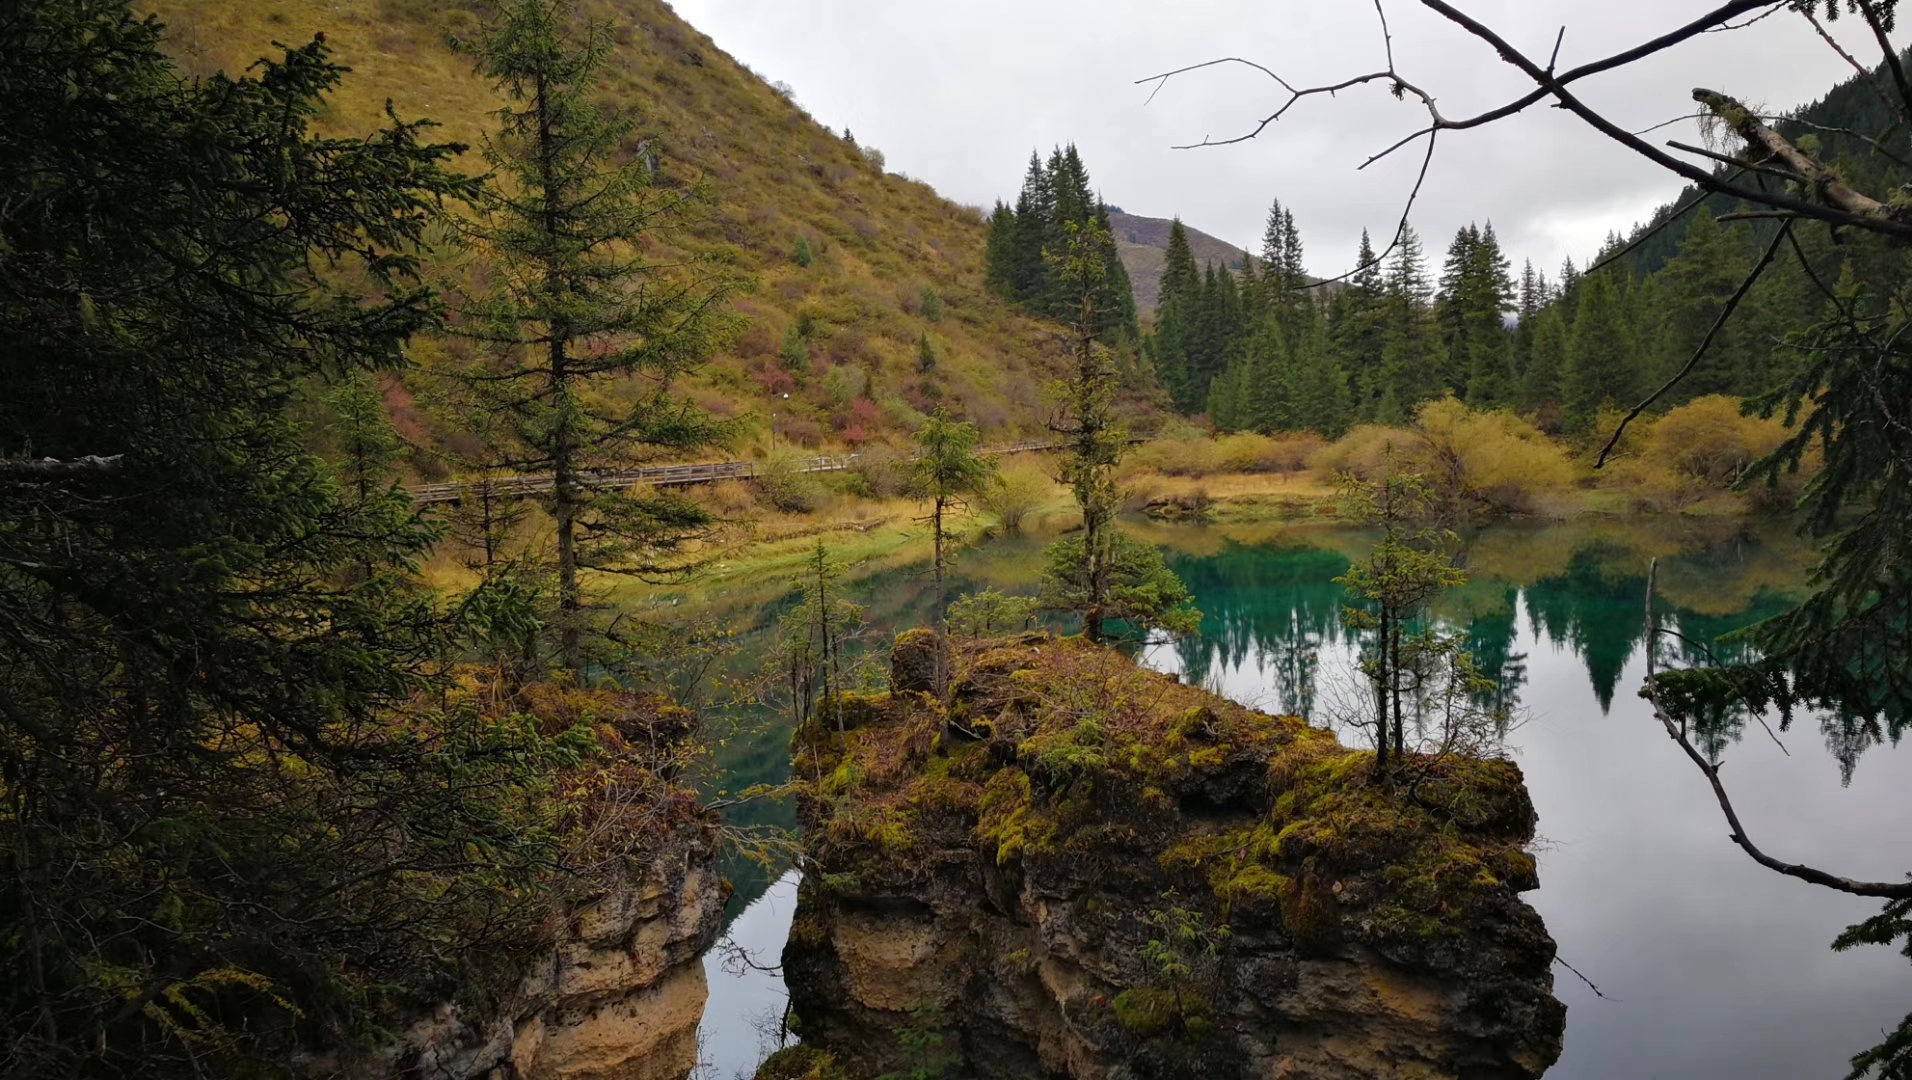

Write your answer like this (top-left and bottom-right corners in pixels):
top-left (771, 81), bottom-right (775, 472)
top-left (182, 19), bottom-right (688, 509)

top-left (695, 870), bottom-right (801, 1080)
top-left (1152, 582), bottom-right (1912, 1080)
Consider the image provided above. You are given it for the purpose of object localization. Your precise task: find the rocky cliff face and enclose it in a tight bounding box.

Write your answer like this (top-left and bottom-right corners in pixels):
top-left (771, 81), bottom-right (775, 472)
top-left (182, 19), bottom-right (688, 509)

top-left (355, 828), bottom-right (727, 1080)
top-left (780, 633), bottom-right (1564, 1080)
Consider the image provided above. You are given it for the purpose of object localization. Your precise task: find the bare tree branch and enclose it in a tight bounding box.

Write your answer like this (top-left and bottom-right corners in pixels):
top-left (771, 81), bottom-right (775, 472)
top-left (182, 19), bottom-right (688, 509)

top-left (1694, 87), bottom-right (1892, 219)
top-left (1643, 559), bottom-right (1912, 900)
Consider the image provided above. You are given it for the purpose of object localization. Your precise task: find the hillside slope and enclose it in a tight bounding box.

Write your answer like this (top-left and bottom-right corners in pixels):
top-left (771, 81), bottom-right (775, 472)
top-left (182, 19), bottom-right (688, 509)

top-left (146, 0), bottom-right (1075, 467)
top-left (1109, 210), bottom-right (1249, 312)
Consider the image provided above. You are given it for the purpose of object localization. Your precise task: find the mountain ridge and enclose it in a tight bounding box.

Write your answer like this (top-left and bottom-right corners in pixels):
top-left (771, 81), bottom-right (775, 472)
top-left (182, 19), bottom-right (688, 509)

top-left (1109, 210), bottom-right (1250, 313)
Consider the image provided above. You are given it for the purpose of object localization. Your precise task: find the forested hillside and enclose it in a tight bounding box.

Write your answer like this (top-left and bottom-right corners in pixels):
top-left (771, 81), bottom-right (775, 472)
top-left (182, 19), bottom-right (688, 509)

top-left (145, 0), bottom-right (1077, 471)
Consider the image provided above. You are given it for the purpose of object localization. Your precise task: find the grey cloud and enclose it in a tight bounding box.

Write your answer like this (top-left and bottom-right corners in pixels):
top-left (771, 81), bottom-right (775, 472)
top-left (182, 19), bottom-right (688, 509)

top-left (671, 0), bottom-right (1896, 276)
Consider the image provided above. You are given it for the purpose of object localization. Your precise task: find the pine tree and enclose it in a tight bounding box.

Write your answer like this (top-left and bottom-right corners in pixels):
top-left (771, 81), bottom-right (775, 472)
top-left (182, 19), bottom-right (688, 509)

top-left (1332, 230), bottom-right (1390, 420)
top-left (1562, 271), bottom-right (1636, 429)
top-left (1520, 307), bottom-right (1570, 416)
top-left (1151, 218), bottom-right (1202, 409)
top-left (1462, 223), bottom-right (1517, 406)
top-left (1044, 219), bottom-right (1125, 644)
top-left (983, 201), bottom-right (1018, 298)
top-left (455, 0), bottom-right (733, 674)
top-left (1378, 225), bottom-right (1441, 420)
top-left (0, 5), bottom-right (583, 1073)
top-left (1009, 151), bottom-right (1053, 304)
top-left (909, 409), bottom-right (994, 698)
top-left (1513, 259), bottom-right (1545, 389)
top-left (1291, 312), bottom-right (1351, 437)
top-left (1655, 207), bottom-right (1759, 400)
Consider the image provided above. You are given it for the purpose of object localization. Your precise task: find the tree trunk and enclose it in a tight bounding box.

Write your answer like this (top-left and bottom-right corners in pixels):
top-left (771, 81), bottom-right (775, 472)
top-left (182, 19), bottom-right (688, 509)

top-left (534, 67), bottom-right (583, 677)
top-left (1374, 610), bottom-right (1392, 776)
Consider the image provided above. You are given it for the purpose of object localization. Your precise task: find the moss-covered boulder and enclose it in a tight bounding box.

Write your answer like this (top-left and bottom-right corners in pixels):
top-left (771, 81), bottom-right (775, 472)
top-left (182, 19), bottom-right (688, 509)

top-left (782, 634), bottom-right (1564, 1080)
top-left (890, 627), bottom-right (942, 695)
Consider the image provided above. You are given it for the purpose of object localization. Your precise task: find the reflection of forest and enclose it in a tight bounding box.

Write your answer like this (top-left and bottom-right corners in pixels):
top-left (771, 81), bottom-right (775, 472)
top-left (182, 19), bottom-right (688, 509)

top-left (1164, 522), bottom-right (1803, 725)
top-left (676, 519), bottom-right (1807, 918)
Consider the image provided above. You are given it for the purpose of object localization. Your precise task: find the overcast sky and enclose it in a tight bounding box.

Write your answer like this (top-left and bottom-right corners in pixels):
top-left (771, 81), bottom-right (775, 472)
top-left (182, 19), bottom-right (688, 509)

top-left (670, 0), bottom-right (1897, 278)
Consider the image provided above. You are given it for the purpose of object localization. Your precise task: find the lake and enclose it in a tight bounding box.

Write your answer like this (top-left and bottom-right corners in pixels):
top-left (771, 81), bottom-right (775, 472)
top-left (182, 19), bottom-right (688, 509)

top-left (688, 516), bottom-right (1912, 1080)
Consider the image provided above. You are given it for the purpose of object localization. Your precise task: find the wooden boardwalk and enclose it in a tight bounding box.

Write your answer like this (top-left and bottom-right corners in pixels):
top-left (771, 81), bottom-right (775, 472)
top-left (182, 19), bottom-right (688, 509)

top-left (407, 441), bottom-right (1069, 506)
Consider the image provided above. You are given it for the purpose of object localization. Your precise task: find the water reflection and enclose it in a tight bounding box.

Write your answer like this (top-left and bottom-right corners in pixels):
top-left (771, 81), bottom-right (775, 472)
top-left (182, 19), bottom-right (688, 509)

top-left (684, 518), bottom-right (1912, 1080)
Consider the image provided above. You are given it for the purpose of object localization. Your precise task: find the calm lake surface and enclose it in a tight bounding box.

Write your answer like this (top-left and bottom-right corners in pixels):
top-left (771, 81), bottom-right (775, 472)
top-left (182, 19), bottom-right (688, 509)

top-left (690, 518), bottom-right (1912, 1080)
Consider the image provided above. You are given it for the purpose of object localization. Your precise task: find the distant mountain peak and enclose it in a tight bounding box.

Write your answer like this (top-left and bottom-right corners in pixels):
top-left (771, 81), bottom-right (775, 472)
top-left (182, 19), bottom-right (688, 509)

top-left (1107, 211), bottom-right (1250, 313)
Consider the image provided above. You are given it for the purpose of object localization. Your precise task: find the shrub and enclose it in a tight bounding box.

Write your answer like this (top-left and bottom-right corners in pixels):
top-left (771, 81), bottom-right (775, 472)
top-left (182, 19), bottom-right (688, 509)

top-left (1312, 400), bottom-right (1577, 518)
top-left (981, 464), bottom-right (1052, 533)
top-left (1310, 423), bottom-right (1416, 480)
top-left (1597, 396), bottom-right (1810, 513)
top-left (920, 285), bottom-right (944, 322)
top-left (1217, 432), bottom-right (1322, 474)
top-left (1644, 395), bottom-right (1790, 487)
top-left (793, 234), bottom-right (815, 267)
top-left (847, 447), bottom-right (908, 498)
top-left (1129, 437), bottom-right (1221, 478)
top-left (1412, 398), bottom-right (1579, 516)
top-left (757, 450), bottom-right (824, 513)
top-left (700, 479), bottom-right (760, 518)
top-left (823, 366), bottom-right (859, 409)
top-left (947, 588), bottom-right (1039, 638)
top-left (778, 325), bottom-right (810, 374)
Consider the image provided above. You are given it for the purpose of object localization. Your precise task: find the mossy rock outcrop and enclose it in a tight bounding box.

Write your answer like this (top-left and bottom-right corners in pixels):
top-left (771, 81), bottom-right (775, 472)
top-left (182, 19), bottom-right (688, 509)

top-left (781, 633), bottom-right (1565, 1080)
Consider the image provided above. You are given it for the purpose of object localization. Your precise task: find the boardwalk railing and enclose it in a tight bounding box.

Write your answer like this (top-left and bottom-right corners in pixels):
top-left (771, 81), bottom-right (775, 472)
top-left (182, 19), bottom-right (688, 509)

top-left (407, 440), bottom-right (1075, 506)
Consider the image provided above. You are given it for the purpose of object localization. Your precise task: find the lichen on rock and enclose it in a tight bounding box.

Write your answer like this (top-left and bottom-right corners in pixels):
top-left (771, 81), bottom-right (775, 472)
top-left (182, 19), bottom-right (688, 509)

top-left (781, 631), bottom-right (1565, 1080)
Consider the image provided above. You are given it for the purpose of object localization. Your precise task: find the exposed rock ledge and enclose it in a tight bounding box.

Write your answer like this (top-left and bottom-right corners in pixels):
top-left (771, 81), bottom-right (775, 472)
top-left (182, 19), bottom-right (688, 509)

top-left (351, 828), bottom-right (726, 1080)
top-left (780, 631), bottom-right (1566, 1080)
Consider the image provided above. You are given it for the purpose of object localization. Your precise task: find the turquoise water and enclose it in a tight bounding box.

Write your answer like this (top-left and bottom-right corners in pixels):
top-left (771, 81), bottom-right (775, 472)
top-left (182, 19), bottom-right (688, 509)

top-left (693, 519), bottom-right (1912, 1080)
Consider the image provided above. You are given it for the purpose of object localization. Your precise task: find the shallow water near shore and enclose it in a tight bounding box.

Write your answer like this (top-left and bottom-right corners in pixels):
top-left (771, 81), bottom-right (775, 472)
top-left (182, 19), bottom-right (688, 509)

top-left (688, 516), bottom-right (1912, 1080)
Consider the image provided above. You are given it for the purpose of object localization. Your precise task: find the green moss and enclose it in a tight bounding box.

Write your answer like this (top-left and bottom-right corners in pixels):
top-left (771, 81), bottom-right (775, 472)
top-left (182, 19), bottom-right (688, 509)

top-left (754, 1046), bottom-right (847, 1080)
top-left (1215, 863), bottom-right (1290, 906)
top-left (796, 635), bottom-right (1543, 957)
top-left (1277, 870), bottom-right (1342, 953)
top-left (976, 767), bottom-right (1053, 864)
top-left (1112, 986), bottom-right (1213, 1040)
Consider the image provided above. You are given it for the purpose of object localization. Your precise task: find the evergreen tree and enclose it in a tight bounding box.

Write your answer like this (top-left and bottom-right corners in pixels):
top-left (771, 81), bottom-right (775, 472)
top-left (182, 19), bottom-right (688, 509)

top-left (1292, 314), bottom-right (1352, 437)
top-left (1152, 218), bottom-right (1203, 409)
top-left (1655, 207), bottom-right (1759, 399)
top-left (453, 0), bottom-right (733, 674)
top-left (1009, 150), bottom-right (1054, 304)
top-left (1378, 225), bottom-right (1441, 421)
top-left (0, 5), bottom-right (585, 1074)
top-left (1512, 259), bottom-right (1545, 388)
top-left (1462, 224), bottom-right (1518, 406)
top-left (1040, 220), bottom-right (1198, 643)
top-left (983, 200), bottom-right (1018, 298)
top-left (1331, 229), bottom-right (1390, 420)
top-left (1561, 271), bottom-right (1637, 429)
top-left (1520, 307), bottom-right (1570, 415)
top-left (909, 409), bottom-right (995, 698)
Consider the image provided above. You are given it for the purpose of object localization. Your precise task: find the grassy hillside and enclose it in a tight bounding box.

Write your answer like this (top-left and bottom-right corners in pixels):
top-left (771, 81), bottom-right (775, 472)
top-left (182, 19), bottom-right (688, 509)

top-left (145, 0), bottom-right (1078, 470)
top-left (1109, 210), bottom-right (1249, 312)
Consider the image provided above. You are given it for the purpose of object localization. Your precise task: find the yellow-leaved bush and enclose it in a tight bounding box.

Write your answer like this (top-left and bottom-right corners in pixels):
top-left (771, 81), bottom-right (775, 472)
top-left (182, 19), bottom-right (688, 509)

top-left (1598, 395), bottom-right (1811, 512)
top-left (1310, 398), bottom-right (1580, 519)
